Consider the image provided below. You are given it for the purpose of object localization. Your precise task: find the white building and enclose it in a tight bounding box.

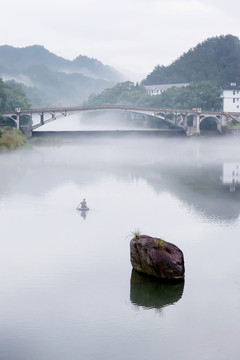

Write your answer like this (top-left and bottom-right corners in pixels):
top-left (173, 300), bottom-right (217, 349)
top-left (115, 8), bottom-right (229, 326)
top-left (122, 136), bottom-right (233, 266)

top-left (144, 83), bottom-right (189, 96)
top-left (221, 83), bottom-right (240, 112)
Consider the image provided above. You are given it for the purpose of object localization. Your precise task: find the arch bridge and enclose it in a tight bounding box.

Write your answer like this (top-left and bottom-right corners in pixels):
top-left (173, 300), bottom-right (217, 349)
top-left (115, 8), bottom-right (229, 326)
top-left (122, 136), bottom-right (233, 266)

top-left (1, 105), bottom-right (240, 136)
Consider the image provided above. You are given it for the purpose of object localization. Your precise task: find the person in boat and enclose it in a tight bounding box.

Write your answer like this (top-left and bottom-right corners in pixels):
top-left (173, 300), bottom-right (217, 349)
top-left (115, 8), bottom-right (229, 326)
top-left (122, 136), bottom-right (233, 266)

top-left (80, 198), bottom-right (87, 209)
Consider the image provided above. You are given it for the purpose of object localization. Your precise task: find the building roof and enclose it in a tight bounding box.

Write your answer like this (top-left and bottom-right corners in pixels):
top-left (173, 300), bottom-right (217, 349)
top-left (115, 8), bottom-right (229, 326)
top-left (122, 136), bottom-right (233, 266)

top-left (144, 83), bottom-right (189, 91)
top-left (221, 83), bottom-right (240, 91)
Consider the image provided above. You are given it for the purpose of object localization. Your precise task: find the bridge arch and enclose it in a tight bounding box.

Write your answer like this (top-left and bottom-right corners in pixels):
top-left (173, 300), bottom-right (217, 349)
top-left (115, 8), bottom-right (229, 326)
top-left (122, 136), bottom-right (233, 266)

top-left (199, 115), bottom-right (221, 131)
top-left (147, 111), bottom-right (185, 130)
top-left (29, 107), bottom-right (185, 131)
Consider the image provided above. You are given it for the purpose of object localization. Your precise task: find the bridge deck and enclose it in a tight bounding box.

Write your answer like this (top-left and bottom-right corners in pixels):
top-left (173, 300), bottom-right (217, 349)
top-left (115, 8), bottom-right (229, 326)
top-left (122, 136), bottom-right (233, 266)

top-left (1, 105), bottom-right (240, 136)
top-left (0, 105), bottom-right (230, 116)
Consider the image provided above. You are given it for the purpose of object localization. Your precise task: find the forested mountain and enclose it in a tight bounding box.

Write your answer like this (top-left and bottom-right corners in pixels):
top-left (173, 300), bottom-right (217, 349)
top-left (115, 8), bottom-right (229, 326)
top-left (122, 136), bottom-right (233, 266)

top-left (143, 35), bottom-right (240, 85)
top-left (0, 45), bottom-right (124, 107)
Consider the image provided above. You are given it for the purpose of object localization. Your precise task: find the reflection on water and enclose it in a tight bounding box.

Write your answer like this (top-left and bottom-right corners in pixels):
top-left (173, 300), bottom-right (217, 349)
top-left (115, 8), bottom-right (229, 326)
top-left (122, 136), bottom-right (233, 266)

top-left (77, 208), bottom-right (88, 220)
top-left (221, 162), bottom-right (240, 192)
top-left (2, 135), bottom-right (240, 222)
top-left (130, 269), bottom-right (184, 311)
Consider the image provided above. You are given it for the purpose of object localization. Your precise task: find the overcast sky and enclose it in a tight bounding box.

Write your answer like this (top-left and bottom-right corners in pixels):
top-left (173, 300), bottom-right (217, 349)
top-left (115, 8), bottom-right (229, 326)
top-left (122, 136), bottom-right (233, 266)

top-left (1, 0), bottom-right (240, 76)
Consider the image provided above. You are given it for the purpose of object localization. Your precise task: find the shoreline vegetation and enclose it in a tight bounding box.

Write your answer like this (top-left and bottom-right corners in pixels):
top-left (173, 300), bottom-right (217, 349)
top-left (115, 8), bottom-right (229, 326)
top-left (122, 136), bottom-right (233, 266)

top-left (0, 127), bottom-right (27, 151)
top-left (0, 128), bottom-right (63, 152)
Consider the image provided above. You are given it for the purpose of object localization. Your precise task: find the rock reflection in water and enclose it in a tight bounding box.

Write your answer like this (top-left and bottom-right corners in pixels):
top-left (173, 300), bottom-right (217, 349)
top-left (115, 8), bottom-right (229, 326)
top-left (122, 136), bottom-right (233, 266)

top-left (130, 269), bottom-right (184, 311)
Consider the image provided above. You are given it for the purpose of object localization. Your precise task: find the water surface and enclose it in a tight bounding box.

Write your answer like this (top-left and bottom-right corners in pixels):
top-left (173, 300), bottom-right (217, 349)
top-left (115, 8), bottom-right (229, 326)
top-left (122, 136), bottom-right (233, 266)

top-left (1, 127), bottom-right (240, 360)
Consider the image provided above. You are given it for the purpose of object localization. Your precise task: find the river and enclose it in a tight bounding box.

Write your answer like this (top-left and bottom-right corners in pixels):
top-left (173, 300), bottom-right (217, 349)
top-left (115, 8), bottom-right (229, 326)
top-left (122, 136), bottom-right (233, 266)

top-left (0, 115), bottom-right (240, 360)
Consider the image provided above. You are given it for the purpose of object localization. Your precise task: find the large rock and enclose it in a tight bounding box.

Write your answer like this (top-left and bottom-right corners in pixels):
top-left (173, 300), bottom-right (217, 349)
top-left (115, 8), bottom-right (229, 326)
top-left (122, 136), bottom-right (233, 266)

top-left (130, 235), bottom-right (184, 281)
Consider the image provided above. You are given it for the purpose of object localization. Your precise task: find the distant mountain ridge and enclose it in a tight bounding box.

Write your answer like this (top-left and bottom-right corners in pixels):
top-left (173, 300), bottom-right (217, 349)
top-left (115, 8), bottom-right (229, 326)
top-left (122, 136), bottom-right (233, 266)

top-left (143, 35), bottom-right (240, 86)
top-left (0, 45), bottom-right (123, 80)
top-left (0, 45), bottom-right (124, 107)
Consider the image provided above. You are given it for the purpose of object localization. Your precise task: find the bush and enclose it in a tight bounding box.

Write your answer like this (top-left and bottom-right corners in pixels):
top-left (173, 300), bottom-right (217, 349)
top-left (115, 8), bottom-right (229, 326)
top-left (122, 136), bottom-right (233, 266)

top-left (0, 128), bottom-right (26, 151)
top-left (4, 126), bottom-right (12, 132)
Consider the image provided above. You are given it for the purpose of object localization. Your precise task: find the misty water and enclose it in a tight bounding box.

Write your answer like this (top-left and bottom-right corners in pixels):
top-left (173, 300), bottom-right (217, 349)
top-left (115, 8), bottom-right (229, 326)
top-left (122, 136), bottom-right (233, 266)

top-left (1, 114), bottom-right (240, 360)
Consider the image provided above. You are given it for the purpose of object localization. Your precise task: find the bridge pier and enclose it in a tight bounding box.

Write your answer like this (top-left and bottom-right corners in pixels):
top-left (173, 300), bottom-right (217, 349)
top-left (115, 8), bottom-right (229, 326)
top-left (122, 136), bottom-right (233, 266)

top-left (22, 114), bottom-right (32, 138)
top-left (221, 114), bottom-right (228, 127)
top-left (15, 114), bottom-right (20, 130)
top-left (14, 107), bottom-right (22, 130)
top-left (40, 112), bottom-right (44, 125)
top-left (182, 114), bottom-right (188, 130)
top-left (217, 114), bottom-right (228, 132)
top-left (217, 122), bottom-right (222, 133)
top-left (193, 113), bottom-right (200, 134)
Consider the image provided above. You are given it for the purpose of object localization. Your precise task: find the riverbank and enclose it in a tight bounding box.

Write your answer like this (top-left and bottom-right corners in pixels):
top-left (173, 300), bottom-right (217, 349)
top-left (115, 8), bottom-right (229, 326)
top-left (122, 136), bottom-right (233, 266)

top-left (0, 128), bottom-right (27, 151)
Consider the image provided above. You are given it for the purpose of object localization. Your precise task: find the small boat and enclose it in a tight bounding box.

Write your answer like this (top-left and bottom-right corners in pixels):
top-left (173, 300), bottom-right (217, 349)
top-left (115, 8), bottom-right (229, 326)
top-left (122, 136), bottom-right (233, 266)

top-left (76, 198), bottom-right (89, 211)
top-left (77, 206), bottom-right (89, 211)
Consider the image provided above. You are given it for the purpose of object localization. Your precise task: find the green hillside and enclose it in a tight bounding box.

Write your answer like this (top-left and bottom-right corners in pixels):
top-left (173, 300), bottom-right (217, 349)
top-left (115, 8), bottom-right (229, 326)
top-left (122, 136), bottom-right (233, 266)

top-left (143, 35), bottom-right (240, 85)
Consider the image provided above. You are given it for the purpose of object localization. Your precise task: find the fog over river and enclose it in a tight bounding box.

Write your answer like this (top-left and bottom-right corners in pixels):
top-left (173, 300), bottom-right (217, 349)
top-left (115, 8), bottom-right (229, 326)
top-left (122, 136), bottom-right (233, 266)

top-left (0, 114), bottom-right (240, 360)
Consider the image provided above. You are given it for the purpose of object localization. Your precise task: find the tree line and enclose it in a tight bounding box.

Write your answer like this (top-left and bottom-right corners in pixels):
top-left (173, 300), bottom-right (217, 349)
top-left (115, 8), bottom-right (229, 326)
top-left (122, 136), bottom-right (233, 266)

top-left (84, 81), bottom-right (222, 111)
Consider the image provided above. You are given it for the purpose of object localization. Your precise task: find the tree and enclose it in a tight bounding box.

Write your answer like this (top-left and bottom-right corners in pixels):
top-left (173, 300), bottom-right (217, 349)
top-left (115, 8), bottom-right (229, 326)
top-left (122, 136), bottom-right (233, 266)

top-left (0, 78), bottom-right (30, 111)
top-left (84, 81), bottom-right (147, 106)
top-left (0, 78), bottom-right (8, 110)
top-left (5, 80), bottom-right (30, 109)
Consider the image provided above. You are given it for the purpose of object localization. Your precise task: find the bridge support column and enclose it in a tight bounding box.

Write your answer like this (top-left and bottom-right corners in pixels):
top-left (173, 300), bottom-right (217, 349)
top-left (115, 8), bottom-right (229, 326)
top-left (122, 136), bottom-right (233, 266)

top-left (221, 114), bottom-right (228, 127)
top-left (15, 114), bottom-right (20, 130)
top-left (21, 115), bottom-right (32, 138)
top-left (217, 122), bottom-right (222, 133)
top-left (193, 114), bottom-right (200, 134)
top-left (40, 113), bottom-right (44, 125)
top-left (14, 107), bottom-right (21, 130)
top-left (183, 115), bottom-right (188, 130)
